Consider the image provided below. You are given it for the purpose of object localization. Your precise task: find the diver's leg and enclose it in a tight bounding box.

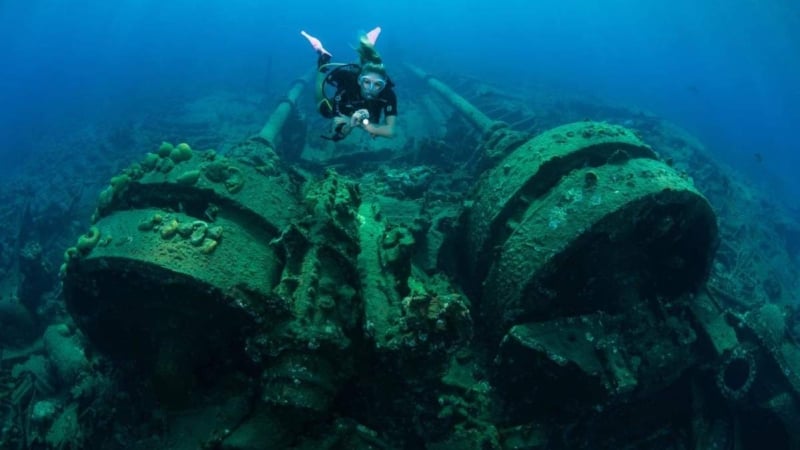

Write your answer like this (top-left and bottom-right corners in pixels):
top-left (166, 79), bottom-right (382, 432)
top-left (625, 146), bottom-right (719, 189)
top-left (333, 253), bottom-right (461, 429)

top-left (300, 31), bottom-right (335, 117)
top-left (315, 52), bottom-right (334, 117)
top-left (301, 31), bottom-right (331, 57)
top-left (317, 52), bottom-right (331, 69)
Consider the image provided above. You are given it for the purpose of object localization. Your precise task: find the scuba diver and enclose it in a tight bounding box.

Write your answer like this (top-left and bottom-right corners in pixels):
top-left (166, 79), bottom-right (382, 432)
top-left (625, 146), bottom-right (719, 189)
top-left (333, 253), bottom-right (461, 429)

top-left (301, 27), bottom-right (397, 142)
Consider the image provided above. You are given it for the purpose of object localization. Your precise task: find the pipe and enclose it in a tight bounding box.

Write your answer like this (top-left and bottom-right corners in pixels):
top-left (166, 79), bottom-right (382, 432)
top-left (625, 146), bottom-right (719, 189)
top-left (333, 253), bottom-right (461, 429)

top-left (405, 63), bottom-right (495, 133)
top-left (258, 73), bottom-right (312, 146)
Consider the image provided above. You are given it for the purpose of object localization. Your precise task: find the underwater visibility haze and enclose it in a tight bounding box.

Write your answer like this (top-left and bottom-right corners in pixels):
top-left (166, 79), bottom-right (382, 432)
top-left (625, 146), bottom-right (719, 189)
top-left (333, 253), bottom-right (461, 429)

top-left (0, 1), bottom-right (799, 449)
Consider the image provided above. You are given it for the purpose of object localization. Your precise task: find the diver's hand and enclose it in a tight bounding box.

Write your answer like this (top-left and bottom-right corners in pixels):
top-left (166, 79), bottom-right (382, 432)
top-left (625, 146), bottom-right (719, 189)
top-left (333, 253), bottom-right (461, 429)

top-left (332, 115), bottom-right (351, 136)
top-left (350, 109), bottom-right (370, 128)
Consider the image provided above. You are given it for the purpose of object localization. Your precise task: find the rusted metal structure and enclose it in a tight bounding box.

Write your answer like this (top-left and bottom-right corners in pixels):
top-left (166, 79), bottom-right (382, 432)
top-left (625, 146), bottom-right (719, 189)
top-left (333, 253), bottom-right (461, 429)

top-left (50, 67), bottom-right (800, 449)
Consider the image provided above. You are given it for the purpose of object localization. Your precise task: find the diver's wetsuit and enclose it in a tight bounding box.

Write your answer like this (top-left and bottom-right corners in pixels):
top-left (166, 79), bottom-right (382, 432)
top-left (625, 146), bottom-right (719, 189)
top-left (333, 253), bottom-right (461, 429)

top-left (317, 56), bottom-right (397, 125)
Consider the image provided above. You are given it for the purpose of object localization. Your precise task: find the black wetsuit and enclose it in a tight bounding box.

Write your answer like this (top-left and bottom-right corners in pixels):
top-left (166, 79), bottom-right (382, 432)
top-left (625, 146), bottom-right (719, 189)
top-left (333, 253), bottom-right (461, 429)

top-left (319, 64), bottom-right (398, 124)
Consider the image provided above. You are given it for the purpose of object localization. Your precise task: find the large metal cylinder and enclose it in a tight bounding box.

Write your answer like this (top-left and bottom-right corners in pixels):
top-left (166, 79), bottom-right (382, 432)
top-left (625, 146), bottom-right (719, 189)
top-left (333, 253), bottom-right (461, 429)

top-left (259, 77), bottom-right (309, 146)
top-left (466, 121), bottom-right (719, 332)
top-left (470, 121), bottom-right (721, 428)
top-left (61, 143), bottom-right (361, 418)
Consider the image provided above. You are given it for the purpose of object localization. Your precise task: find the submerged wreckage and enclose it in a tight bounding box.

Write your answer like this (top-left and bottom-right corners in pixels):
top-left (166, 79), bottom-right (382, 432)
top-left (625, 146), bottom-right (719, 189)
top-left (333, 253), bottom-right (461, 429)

top-left (35, 67), bottom-right (800, 448)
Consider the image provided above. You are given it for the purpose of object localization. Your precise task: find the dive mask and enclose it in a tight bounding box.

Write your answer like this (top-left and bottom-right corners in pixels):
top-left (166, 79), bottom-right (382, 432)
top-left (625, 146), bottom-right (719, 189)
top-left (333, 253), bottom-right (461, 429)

top-left (359, 75), bottom-right (387, 97)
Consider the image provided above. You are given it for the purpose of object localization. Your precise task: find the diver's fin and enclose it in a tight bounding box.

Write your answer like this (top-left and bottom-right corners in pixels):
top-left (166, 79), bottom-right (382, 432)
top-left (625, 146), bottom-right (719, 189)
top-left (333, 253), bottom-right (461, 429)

top-left (365, 27), bottom-right (381, 46)
top-left (301, 30), bottom-right (332, 56)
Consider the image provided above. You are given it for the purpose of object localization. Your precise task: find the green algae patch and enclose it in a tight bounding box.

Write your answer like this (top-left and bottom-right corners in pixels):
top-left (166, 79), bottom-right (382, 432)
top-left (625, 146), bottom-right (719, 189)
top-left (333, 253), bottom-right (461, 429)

top-left (176, 169), bottom-right (201, 185)
top-left (76, 226), bottom-right (101, 254)
top-left (170, 142), bottom-right (193, 163)
top-left (157, 141), bottom-right (174, 157)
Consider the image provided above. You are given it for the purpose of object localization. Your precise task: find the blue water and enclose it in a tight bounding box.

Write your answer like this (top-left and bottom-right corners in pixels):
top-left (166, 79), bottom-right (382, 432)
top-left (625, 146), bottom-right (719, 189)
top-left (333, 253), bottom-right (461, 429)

top-left (1, 0), bottom-right (799, 202)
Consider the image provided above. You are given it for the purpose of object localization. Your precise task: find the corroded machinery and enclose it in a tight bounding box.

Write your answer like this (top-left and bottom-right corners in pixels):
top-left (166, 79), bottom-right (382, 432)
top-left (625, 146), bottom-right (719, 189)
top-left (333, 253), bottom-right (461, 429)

top-left (467, 121), bottom-right (716, 328)
top-left (463, 121), bottom-right (717, 441)
top-left (61, 139), bottom-right (367, 443)
top-left (58, 71), bottom-right (800, 449)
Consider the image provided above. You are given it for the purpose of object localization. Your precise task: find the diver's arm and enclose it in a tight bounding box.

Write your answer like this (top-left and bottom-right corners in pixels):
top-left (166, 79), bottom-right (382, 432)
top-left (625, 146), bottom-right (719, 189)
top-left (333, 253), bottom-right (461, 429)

top-left (363, 115), bottom-right (396, 138)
